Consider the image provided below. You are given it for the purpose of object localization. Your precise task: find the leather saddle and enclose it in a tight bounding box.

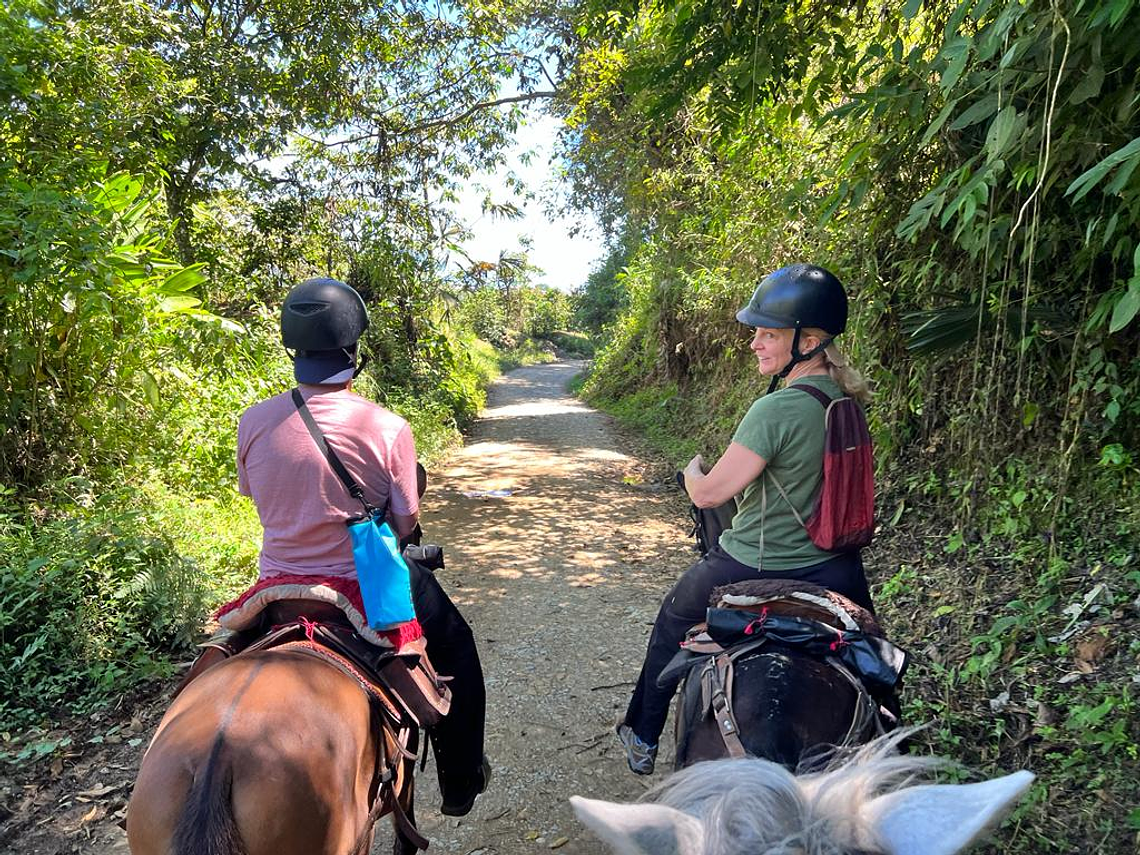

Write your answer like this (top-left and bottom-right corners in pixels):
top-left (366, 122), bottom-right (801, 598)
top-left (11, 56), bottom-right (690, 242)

top-left (177, 599), bottom-right (451, 728)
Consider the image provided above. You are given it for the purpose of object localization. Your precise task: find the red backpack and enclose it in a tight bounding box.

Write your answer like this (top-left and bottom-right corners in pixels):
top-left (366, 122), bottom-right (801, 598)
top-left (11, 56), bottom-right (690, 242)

top-left (768, 384), bottom-right (875, 552)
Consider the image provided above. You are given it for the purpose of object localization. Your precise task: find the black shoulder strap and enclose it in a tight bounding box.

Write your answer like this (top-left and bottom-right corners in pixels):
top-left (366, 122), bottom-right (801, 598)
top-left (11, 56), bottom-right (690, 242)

top-left (291, 388), bottom-right (372, 514)
top-left (790, 383), bottom-right (832, 408)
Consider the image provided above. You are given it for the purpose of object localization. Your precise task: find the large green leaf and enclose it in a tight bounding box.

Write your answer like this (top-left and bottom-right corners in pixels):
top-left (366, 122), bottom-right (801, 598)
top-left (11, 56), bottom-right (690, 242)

top-left (949, 94), bottom-right (1000, 131)
top-left (1065, 136), bottom-right (1140, 202)
top-left (1109, 285), bottom-right (1140, 333)
top-left (984, 106), bottom-right (1022, 162)
top-left (158, 294), bottom-right (202, 313)
top-left (159, 265), bottom-right (207, 294)
top-left (904, 301), bottom-right (1068, 354)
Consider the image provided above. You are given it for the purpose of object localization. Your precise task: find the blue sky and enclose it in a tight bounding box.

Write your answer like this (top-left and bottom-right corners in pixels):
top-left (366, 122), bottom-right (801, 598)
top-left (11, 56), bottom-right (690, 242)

top-left (444, 111), bottom-right (605, 293)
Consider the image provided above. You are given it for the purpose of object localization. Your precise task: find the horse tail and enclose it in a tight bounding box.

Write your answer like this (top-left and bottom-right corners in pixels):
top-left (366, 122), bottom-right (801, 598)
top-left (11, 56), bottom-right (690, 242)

top-left (171, 747), bottom-right (247, 855)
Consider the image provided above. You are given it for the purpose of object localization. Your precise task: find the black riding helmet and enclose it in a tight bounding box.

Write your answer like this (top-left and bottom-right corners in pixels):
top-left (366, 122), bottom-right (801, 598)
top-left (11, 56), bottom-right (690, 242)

top-left (282, 278), bottom-right (370, 384)
top-left (736, 264), bottom-right (848, 393)
top-left (281, 277), bottom-right (369, 352)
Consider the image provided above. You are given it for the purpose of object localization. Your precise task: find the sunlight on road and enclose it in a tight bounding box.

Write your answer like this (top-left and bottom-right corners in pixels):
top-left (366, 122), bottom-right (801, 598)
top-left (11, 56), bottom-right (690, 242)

top-left (390, 361), bottom-right (697, 855)
top-left (481, 399), bottom-right (592, 419)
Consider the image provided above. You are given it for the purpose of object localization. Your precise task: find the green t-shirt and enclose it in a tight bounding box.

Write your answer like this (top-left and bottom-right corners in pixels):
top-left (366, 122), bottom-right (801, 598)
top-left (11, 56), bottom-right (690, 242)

top-left (718, 375), bottom-right (840, 570)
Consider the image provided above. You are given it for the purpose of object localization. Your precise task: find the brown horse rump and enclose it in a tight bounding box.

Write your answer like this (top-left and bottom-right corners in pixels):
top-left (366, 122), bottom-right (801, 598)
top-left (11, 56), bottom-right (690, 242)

top-left (167, 601), bottom-right (451, 853)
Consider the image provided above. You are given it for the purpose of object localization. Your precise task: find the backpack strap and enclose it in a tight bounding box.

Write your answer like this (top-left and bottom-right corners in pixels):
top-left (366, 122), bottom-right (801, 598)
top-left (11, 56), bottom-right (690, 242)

top-left (790, 382), bottom-right (833, 408)
top-left (759, 383), bottom-right (830, 568)
top-left (765, 473), bottom-right (806, 529)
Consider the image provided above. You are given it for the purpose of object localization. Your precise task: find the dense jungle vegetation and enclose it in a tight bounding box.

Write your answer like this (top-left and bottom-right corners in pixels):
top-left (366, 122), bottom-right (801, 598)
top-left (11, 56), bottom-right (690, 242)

top-left (0, 0), bottom-right (586, 740)
top-left (3, 0), bottom-right (1139, 850)
top-left (564, 0), bottom-right (1140, 850)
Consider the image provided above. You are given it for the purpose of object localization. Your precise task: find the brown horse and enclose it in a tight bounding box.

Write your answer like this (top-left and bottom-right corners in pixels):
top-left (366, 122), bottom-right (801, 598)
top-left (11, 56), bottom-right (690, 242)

top-left (126, 642), bottom-right (423, 855)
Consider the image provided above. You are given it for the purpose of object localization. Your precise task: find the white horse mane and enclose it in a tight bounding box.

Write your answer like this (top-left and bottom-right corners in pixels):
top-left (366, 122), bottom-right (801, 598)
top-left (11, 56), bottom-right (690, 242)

top-left (571, 730), bottom-right (1035, 855)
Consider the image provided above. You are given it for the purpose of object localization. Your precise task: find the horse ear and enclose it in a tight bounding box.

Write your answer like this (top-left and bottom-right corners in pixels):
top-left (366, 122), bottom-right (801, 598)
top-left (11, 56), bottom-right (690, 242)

top-left (569, 796), bottom-right (704, 855)
top-left (861, 770), bottom-right (1035, 855)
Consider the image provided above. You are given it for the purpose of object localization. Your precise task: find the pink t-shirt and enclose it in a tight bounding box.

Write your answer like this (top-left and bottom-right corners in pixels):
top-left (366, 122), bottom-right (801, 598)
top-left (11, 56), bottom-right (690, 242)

top-left (237, 386), bottom-right (419, 579)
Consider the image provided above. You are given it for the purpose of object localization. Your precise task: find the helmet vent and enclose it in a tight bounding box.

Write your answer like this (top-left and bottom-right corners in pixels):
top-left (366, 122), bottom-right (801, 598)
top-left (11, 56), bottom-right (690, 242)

top-left (289, 302), bottom-right (327, 316)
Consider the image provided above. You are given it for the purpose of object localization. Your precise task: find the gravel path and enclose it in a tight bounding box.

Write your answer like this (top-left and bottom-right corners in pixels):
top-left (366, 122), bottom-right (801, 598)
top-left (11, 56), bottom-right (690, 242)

top-left (0, 361), bottom-right (694, 855)
top-left (400, 360), bottom-right (692, 854)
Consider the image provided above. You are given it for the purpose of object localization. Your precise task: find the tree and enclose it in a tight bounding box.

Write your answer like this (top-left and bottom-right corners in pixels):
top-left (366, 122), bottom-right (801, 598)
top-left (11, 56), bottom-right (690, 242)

top-left (62, 0), bottom-right (558, 263)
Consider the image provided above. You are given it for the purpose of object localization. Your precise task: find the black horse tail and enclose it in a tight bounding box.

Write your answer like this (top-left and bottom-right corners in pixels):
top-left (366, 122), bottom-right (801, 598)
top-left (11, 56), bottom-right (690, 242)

top-left (171, 748), bottom-right (247, 855)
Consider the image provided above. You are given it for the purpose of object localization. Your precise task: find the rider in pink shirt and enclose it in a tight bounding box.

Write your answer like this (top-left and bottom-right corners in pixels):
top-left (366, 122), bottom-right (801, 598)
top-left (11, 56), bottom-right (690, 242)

top-left (234, 278), bottom-right (488, 817)
top-left (238, 384), bottom-right (419, 579)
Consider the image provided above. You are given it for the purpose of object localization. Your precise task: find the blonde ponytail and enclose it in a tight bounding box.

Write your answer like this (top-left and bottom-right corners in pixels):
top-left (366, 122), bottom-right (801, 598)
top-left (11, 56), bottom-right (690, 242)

top-left (802, 328), bottom-right (871, 403)
top-left (824, 343), bottom-right (871, 404)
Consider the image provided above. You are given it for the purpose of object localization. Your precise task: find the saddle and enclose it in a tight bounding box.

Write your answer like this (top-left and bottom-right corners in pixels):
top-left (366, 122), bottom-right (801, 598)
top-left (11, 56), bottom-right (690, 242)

top-left (667, 580), bottom-right (908, 763)
top-left (177, 597), bottom-right (451, 851)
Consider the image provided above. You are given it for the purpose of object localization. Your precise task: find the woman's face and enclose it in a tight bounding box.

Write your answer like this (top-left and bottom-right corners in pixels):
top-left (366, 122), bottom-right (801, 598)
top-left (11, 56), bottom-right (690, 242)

top-left (750, 327), bottom-right (794, 375)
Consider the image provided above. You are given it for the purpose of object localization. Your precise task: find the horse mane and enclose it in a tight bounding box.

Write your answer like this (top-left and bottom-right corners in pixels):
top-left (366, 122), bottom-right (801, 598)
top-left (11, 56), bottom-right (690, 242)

top-left (641, 729), bottom-right (943, 855)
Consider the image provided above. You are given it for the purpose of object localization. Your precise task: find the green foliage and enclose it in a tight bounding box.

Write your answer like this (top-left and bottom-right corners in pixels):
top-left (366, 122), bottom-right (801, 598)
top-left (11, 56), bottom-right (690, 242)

top-left (563, 0), bottom-right (1140, 847)
top-left (0, 0), bottom-right (553, 737)
top-left (542, 330), bottom-right (595, 357)
top-left (454, 263), bottom-right (577, 349)
top-left (0, 164), bottom-right (217, 489)
top-left (0, 486), bottom-right (208, 729)
top-left (140, 481), bottom-right (264, 606)
top-left (574, 239), bottom-right (635, 337)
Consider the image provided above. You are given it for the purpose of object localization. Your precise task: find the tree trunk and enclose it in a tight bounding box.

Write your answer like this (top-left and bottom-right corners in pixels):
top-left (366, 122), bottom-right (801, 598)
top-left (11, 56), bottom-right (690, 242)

top-left (164, 177), bottom-right (197, 265)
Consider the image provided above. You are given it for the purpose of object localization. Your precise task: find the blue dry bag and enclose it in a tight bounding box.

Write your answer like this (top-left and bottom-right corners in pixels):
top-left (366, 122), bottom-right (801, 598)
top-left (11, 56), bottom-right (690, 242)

top-left (347, 511), bottom-right (416, 630)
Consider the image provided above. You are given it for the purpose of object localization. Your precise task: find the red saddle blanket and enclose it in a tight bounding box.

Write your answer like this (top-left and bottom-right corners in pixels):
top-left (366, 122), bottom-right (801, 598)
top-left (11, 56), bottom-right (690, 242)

top-left (216, 574), bottom-right (423, 650)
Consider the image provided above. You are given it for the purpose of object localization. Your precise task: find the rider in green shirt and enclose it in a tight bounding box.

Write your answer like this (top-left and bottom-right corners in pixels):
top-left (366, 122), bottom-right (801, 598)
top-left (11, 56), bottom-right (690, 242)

top-left (618, 264), bottom-right (874, 775)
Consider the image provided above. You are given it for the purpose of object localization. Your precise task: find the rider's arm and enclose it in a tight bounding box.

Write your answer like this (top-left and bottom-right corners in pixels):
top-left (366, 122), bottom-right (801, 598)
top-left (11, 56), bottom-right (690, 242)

top-left (683, 442), bottom-right (767, 508)
top-left (391, 511), bottom-right (420, 540)
top-left (386, 423), bottom-right (420, 539)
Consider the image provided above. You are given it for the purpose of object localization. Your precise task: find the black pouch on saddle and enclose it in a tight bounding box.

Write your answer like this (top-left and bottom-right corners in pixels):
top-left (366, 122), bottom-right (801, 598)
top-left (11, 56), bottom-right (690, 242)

top-left (676, 471), bottom-right (738, 557)
top-left (704, 608), bottom-right (908, 694)
top-left (403, 543), bottom-right (445, 572)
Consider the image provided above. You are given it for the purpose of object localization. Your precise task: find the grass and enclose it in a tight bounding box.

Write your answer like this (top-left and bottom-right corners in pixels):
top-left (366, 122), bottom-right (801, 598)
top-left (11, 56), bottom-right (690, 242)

top-left (499, 336), bottom-right (560, 370)
top-left (541, 329), bottom-right (595, 357)
top-left (0, 485), bottom-right (209, 732)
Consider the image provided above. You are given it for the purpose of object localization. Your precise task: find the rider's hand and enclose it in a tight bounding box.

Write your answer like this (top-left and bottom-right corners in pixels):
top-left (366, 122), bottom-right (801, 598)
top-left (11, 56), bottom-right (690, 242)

top-left (685, 454), bottom-right (707, 476)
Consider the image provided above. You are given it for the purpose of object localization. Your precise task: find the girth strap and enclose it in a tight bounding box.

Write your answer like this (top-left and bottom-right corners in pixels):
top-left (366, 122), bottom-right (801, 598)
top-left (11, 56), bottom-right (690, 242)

top-left (698, 637), bottom-right (769, 759)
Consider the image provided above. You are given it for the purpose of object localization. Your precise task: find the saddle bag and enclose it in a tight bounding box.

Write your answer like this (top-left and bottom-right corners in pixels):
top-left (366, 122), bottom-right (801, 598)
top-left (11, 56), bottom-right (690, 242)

top-left (374, 636), bottom-right (452, 728)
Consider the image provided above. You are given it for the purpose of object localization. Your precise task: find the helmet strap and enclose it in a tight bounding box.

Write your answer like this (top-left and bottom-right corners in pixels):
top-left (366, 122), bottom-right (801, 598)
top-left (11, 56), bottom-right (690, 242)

top-left (352, 353), bottom-right (370, 379)
top-left (765, 327), bottom-right (834, 395)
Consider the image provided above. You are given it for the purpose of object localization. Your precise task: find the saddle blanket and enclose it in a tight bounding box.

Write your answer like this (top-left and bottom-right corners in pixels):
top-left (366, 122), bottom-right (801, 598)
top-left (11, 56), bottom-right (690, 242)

top-left (216, 574), bottom-right (423, 649)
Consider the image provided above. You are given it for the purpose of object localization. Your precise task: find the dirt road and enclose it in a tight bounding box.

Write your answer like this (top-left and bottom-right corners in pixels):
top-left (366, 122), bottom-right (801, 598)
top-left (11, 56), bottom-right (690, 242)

top-left (400, 360), bottom-right (691, 854)
top-left (1, 361), bottom-right (695, 855)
